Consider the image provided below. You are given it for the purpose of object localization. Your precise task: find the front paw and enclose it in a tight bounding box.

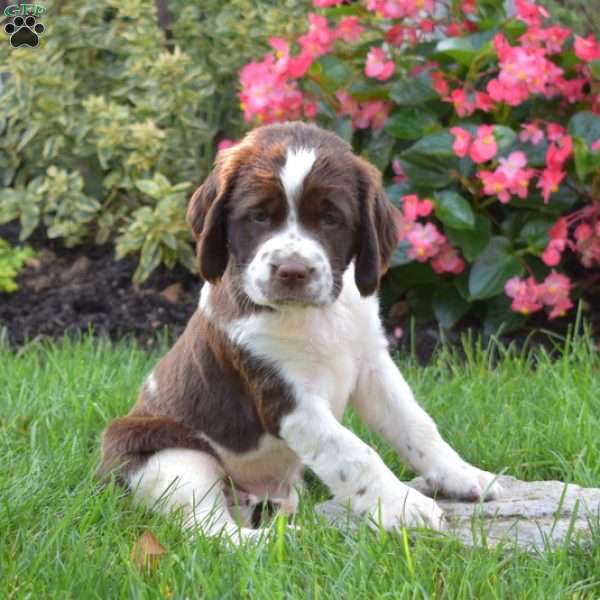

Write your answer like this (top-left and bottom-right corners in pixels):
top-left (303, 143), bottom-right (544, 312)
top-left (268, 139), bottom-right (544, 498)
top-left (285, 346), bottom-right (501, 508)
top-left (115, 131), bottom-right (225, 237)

top-left (425, 460), bottom-right (502, 501)
top-left (367, 486), bottom-right (446, 531)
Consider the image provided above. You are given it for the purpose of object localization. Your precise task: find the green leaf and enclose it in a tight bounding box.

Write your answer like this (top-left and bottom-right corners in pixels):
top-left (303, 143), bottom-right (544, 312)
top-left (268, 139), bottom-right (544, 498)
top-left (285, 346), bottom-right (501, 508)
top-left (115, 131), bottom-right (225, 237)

top-left (494, 126), bottom-right (517, 153)
top-left (434, 191), bottom-right (474, 230)
top-left (399, 131), bottom-right (460, 188)
top-left (349, 80), bottom-right (392, 102)
top-left (433, 37), bottom-right (478, 66)
top-left (389, 73), bottom-right (439, 106)
top-left (432, 285), bottom-right (470, 329)
top-left (445, 214), bottom-right (492, 261)
top-left (385, 107), bottom-right (439, 140)
top-left (365, 133), bottom-right (395, 171)
top-left (468, 237), bottom-right (524, 300)
top-left (568, 111), bottom-right (600, 148)
top-left (516, 216), bottom-right (554, 252)
top-left (484, 295), bottom-right (527, 336)
top-left (317, 55), bottom-right (352, 90)
top-left (389, 241), bottom-right (412, 268)
top-left (332, 117), bottom-right (353, 143)
top-left (135, 179), bottom-right (161, 198)
top-left (590, 60), bottom-right (600, 80)
top-left (572, 137), bottom-right (600, 179)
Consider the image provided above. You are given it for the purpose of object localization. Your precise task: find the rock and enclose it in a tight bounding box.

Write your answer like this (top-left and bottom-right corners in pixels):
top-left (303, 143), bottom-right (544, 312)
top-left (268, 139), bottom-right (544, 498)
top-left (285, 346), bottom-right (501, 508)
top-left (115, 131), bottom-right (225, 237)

top-left (315, 476), bottom-right (600, 550)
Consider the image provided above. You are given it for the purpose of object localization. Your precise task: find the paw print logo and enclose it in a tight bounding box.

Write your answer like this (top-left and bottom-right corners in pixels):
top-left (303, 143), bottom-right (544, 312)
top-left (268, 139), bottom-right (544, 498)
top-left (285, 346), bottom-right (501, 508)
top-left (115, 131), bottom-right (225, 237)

top-left (4, 15), bottom-right (45, 48)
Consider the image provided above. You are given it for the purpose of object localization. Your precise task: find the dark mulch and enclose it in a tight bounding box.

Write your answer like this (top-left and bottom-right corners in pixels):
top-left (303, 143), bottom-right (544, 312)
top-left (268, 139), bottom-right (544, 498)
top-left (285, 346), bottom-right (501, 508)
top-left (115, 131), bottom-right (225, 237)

top-left (0, 222), bottom-right (201, 350)
top-left (2, 220), bottom-right (599, 361)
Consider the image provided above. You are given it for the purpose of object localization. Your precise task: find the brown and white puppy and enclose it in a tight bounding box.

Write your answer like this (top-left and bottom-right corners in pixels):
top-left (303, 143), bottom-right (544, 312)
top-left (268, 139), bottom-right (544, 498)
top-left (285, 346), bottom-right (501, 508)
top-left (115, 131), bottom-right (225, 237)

top-left (99, 122), bottom-right (501, 539)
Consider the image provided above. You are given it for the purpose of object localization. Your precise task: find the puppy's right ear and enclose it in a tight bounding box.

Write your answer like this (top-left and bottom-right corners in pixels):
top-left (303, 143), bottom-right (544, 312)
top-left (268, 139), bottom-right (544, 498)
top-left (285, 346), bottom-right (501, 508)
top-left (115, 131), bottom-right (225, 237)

top-left (187, 148), bottom-right (240, 282)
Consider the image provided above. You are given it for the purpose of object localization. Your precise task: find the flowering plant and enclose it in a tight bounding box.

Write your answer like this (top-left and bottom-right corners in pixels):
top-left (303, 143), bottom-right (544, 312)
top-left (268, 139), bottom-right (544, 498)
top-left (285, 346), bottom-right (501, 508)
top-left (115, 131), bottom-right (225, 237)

top-left (240, 0), bottom-right (600, 332)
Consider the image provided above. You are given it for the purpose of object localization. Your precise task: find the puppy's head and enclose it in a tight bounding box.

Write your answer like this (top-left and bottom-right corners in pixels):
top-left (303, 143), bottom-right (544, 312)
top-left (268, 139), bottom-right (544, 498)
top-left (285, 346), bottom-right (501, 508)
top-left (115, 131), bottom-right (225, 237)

top-left (188, 122), bottom-right (398, 308)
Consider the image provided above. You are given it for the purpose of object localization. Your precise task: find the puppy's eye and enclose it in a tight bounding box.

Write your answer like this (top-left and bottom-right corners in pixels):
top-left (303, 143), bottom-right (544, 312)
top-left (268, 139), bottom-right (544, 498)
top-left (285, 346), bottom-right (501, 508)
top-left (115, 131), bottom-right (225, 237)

top-left (250, 209), bottom-right (270, 225)
top-left (320, 211), bottom-right (341, 228)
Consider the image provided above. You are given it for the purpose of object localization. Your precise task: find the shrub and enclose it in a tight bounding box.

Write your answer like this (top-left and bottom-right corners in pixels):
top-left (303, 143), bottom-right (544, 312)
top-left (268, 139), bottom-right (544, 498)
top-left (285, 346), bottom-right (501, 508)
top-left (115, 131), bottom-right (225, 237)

top-left (239, 0), bottom-right (600, 332)
top-left (0, 238), bottom-right (34, 293)
top-left (0, 0), bottom-right (311, 283)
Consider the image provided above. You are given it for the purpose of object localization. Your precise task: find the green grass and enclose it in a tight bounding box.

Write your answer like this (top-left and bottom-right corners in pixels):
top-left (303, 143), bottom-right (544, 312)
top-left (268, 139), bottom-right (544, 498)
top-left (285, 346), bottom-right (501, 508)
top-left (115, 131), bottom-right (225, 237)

top-left (1, 332), bottom-right (599, 599)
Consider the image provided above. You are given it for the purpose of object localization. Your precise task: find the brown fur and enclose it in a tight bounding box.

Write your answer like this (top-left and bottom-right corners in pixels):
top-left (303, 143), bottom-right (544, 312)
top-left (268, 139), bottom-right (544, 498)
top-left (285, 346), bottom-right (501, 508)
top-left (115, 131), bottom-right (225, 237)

top-left (99, 122), bottom-right (398, 483)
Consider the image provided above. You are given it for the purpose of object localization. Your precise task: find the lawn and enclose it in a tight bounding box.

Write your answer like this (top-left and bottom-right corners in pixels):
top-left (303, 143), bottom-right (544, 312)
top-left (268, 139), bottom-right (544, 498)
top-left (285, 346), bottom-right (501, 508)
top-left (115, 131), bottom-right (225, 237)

top-left (1, 332), bottom-right (599, 599)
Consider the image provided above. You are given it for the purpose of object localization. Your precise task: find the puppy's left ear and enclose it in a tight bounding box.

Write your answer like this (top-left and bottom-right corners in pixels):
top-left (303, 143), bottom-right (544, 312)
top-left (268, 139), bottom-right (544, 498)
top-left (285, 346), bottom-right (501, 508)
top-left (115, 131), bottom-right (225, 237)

top-left (353, 156), bottom-right (399, 297)
top-left (186, 146), bottom-right (242, 282)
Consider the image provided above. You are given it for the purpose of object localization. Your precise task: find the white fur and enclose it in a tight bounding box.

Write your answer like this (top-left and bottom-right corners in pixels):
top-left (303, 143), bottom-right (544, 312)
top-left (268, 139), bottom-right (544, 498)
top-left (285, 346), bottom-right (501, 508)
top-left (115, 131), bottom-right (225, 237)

top-left (280, 147), bottom-right (316, 218)
top-left (243, 224), bottom-right (333, 307)
top-left (127, 448), bottom-right (262, 540)
top-left (146, 372), bottom-right (158, 396)
top-left (228, 264), bottom-right (501, 530)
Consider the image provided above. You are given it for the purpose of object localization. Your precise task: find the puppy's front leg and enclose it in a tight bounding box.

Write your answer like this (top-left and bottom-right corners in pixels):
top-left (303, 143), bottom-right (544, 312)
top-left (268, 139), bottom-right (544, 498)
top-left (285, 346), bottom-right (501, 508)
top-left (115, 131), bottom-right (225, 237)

top-left (279, 400), bottom-right (445, 531)
top-left (352, 350), bottom-right (501, 501)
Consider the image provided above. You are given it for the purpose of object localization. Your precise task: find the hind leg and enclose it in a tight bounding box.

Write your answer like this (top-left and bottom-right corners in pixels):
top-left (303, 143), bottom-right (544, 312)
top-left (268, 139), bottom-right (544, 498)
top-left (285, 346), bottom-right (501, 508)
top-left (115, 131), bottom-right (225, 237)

top-left (128, 448), bottom-right (263, 541)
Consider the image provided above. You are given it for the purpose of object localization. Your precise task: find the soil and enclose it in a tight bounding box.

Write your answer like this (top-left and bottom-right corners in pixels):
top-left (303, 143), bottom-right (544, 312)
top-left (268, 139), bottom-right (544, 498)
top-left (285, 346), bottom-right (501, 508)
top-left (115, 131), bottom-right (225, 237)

top-left (2, 221), bottom-right (599, 362)
top-left (0, 222), bottom-right (202, 350)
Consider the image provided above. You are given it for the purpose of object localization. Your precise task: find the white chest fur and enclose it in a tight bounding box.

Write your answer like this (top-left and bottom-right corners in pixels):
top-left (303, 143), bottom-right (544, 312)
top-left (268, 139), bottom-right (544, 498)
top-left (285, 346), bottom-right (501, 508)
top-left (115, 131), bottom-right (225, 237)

top-left (225, 265), bottom-right (387, 420)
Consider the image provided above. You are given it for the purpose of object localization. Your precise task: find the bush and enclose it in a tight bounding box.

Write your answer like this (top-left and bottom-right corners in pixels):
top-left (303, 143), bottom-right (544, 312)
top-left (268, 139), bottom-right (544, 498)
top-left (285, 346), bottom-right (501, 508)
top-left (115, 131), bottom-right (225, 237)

top-left (0, 238), bottom-right (34, 293)
top-left (239, 0), bottom-right (600, 332)
top-left (0, 0), bottom-right (311, 283)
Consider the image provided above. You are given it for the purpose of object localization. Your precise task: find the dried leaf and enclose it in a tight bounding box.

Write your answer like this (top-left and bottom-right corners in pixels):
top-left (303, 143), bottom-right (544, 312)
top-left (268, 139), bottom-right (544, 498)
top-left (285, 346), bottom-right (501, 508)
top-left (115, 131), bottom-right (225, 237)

top-left (131, 530), bottom-right (166, 571)
top-left (160, 282), bottom-right (183, 304)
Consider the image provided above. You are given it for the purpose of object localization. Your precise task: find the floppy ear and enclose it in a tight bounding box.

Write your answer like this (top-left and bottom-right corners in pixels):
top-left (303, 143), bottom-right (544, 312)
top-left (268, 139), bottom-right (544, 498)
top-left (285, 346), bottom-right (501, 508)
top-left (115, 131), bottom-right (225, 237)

top-left (353, 157), bottom-right (399, 297)
top-left (186, 149), bottom-right (240, 282)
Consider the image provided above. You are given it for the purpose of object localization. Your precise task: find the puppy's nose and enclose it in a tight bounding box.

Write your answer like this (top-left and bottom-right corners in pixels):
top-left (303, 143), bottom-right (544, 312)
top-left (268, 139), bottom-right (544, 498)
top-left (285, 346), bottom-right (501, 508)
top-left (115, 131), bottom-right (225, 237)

top-left (272, 259), bottom-right (313, 285)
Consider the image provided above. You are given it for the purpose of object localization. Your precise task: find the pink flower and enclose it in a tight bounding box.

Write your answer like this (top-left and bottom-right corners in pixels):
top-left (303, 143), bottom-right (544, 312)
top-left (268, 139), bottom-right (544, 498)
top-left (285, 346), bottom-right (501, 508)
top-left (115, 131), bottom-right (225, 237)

top-left (313, 0), bottom-right (342, 5)
top-left (546, 135), bottom-right (573, 169)
top-left (239, 56), bottom-right (305, 123)
top-left (366, 0), bottom-right (434, 20)
top-left (542, 217), bottom-right (569, 267)
top-left (269, 37), bottom-right (313, 78)
top-left (461, 0), bottom-right (476, 14)
top-left (514, 0), bottom-right (549, 27)
top-left (574, 218), bottom-right (600, 267)
top-left (537, 168), bottom-right (565, 203)
top-left (538, 272), bottom-right (573, 319)
top-left (401, 194), bottom-right (433, 221)
top-left (470, 125), bottom-right (498, 164)
top-left (591, 140), bottom-right (600, 151)
top-left (335, 16), bottom-right (363, 42)
top-left (478, 170), bottom-right (511, 203)
top-left (475, 91), bottom-right (494, 112)
top-left (365, 47), bottom-right (395, 81)
top-left (546, 123), bottom-right (566, 142)
top-left (574, 35), bottom-right (600, 62)
top-left (450, 127), bottom-right (472, 158)
top-left (450, 89), bottom-right (476, 117)
top-left (298, 13), bottom-right (336, 58)
top-left (431, 244), bottom-right (465, 275)
top-left (354, 100), bottom-right (392, 130)
top-left (217, 139), bottom-right (236, 151)
top-left (505, 276), bottom-right (542, 315)
top-left (520, 122), bottom-right (544, 145)
top-left (431, 71), bottom-right (449, 96)
top-left (407, 223), bottom-right (446, 262)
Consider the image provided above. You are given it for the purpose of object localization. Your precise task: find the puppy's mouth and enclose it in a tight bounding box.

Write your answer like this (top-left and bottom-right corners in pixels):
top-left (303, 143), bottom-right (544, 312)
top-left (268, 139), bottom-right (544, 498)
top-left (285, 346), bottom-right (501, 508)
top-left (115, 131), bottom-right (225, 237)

top-left (258, 286), bottom-right (330, 309)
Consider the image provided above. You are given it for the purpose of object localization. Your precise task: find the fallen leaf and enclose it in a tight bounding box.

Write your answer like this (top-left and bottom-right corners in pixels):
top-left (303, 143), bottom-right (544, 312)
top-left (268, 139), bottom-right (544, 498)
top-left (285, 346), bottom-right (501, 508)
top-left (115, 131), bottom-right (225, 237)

top-left (131, 530), bottom-right (166, 571)
top-left (160, 282), bottom-right (183, 303)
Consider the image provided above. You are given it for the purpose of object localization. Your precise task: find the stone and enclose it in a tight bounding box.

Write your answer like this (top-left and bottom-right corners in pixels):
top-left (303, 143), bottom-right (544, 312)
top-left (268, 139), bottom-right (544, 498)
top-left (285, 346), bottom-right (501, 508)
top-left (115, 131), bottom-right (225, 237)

top-left (315, 476), bottom-right (600, 550)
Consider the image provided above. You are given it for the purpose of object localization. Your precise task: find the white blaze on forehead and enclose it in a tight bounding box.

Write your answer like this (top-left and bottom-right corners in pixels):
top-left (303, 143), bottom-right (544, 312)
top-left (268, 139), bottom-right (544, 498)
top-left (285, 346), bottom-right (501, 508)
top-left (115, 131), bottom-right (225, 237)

top-left (279, 147), bottom-right (317, 220)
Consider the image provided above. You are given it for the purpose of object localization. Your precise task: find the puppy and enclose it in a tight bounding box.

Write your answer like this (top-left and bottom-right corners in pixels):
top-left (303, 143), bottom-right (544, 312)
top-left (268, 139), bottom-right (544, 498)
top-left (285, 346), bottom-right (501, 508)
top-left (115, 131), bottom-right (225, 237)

top-left (99, 122), bottom-right (501, 539)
